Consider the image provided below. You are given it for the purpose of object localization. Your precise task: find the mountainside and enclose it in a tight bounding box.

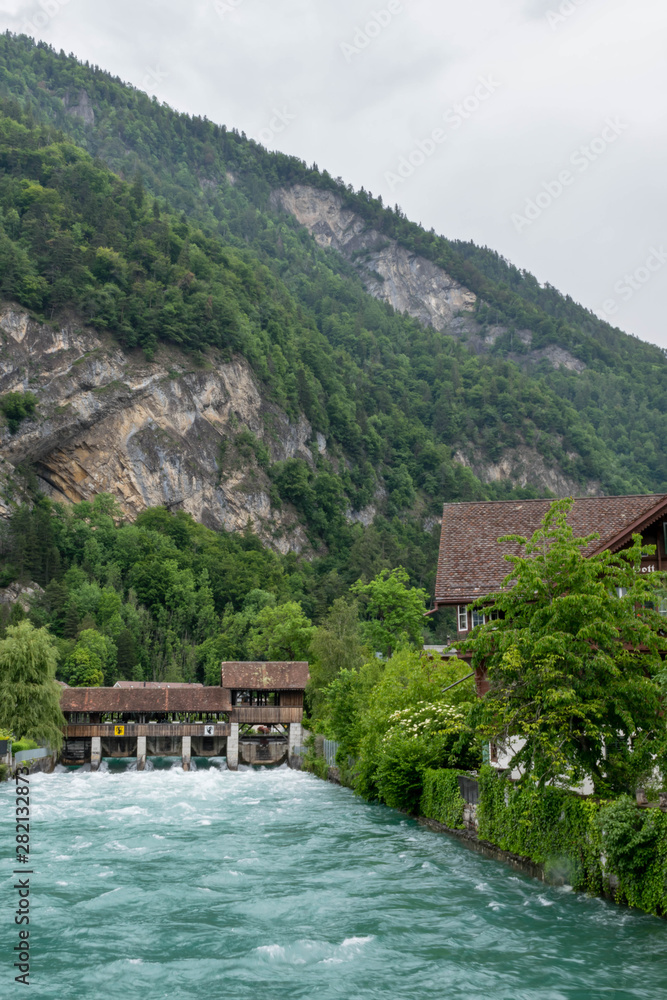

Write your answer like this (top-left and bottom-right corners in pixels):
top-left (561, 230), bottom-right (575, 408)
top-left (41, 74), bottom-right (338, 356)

top-left (0, 304), bottom-right (312, 550)
top-left (0, 33), bottom-right (665, 564)
top-left (271, 184), bottom-right (585, 375)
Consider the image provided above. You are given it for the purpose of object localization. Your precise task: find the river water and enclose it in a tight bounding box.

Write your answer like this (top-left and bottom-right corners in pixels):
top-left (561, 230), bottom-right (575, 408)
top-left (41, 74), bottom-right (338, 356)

top-left (1, 761), bottom-right (665, 1000)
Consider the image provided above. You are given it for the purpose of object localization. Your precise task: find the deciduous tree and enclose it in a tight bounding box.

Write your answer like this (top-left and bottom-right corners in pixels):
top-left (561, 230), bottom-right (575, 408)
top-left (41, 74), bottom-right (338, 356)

top-left (463, 499), bottom-right (667, 794)
top-left (0, 620), bottom-right (65, 749)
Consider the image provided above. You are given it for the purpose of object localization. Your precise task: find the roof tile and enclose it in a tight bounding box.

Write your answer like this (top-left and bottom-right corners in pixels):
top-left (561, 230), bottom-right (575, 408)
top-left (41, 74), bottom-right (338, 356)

top-left (435, 494), bottom-right (667, 604)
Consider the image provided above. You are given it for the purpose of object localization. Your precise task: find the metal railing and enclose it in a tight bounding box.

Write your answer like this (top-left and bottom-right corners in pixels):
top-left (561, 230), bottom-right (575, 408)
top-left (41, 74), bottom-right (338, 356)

top-left (14, 747), bottom-right (51, 764)
top-left (457, 775), bottom-right (479, 805)
top-left (323, 739), bottom-right (340, 767)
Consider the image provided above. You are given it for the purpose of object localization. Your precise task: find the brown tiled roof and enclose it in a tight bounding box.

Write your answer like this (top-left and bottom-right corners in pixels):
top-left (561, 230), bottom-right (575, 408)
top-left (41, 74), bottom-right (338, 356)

top-left (435, 494), bottom-right (667, 605)
top-left (220, 662), bottom-right (309, 690)
top-left (113, 681), bottom-right (203, 689)
top-left (61, 687), bottom-right (232, 713)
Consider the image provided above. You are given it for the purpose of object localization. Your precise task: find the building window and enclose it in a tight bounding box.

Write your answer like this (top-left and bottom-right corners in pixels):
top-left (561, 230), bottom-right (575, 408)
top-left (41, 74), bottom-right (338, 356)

top-left (616, 587), bottom-right (628, 598)
top-left (659, 598), bottom-right (667, 617)
top-left (471, 609), bottom-right (485, 628)
top-left (457, 606), bottom-right (468, 631)
top-left (488, 609), bottom-right (501, 621)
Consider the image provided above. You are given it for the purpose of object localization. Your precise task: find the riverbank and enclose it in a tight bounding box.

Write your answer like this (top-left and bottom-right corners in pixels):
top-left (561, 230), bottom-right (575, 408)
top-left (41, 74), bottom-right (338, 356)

top-left (304, 756), bottom-right (667, 920)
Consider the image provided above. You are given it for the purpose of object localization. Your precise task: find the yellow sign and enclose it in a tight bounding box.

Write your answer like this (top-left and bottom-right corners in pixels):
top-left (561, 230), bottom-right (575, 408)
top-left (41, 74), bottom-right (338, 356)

top-left (114, 725), bottom-right (125, 736)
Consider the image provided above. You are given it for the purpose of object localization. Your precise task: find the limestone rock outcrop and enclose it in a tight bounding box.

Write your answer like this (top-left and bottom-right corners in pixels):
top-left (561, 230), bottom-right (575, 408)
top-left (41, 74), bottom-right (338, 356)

top-left (0, 305), bottom-right (310, 552)
top-left (272, 185), bottom-right (477, 335)
top-left (272, 185), bottom-right (585, 377)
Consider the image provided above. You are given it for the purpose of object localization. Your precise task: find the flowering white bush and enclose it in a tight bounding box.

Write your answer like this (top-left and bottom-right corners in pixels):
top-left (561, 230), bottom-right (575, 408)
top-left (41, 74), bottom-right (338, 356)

top-left (385, 700), bottom-right (466, 741)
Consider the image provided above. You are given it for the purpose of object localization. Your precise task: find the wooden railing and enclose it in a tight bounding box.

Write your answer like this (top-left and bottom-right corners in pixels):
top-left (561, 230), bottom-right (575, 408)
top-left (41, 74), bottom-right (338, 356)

top-left (232, 707), bottom-right (303, 724)
top-left (64, 723), bottom-right (231, 738)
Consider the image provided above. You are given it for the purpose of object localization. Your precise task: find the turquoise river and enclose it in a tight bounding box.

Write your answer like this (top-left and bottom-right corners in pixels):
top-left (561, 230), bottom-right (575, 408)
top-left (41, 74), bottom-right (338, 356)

top-left (1, 760), bottom-right (665, 1000)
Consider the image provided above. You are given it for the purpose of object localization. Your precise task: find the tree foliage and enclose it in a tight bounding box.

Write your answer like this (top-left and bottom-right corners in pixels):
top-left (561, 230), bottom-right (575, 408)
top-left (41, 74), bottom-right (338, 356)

top-left (462, 499), bottom-right (667, 794)
top-left (0, 620), bottom-right (64, 749)
top-left (0, 390), bottom-right (37, 432)
top-left (246, 601), bottom-right (315, 662)
top-left (351, 567), bottom-right (429, 657)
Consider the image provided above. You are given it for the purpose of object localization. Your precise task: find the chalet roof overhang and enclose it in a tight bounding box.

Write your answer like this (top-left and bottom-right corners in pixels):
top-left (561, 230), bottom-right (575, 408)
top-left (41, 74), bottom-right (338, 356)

top-left (220, 662), bottom-right (309, 690)
top-left (434, 493), bottom-right (667, 608)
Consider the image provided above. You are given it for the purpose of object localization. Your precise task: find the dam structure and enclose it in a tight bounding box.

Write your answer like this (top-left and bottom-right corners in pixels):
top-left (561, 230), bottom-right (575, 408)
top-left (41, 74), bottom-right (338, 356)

top-left (60, 661), bottom-right (309, 770)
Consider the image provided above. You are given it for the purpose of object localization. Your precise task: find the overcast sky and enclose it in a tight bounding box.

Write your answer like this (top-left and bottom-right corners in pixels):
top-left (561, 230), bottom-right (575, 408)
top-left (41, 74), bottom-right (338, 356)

top-left (2, 0), bottom-right (666, 349)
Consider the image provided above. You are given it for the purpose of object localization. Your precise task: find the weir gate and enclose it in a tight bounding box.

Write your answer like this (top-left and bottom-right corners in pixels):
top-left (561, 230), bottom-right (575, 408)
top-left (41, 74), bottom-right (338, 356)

top-left (60, 662), bottom-right (308, 771)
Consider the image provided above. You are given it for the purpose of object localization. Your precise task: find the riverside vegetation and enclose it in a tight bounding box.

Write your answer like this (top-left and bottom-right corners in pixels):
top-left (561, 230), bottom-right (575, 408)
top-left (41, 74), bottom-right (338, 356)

top-left (304, 502), bottom-right (667, 918)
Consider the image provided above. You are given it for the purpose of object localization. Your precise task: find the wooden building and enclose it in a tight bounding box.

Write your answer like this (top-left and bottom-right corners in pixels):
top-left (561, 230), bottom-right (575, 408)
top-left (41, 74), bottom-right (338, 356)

top-left (220, 661), bottom-right (308, 765)
top-left (433, 494), bottom-right (667, 693)
top-left (60, 662), bottom-right (309, 770)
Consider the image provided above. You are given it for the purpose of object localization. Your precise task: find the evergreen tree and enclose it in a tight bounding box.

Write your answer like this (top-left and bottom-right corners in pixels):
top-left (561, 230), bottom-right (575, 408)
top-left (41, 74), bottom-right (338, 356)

top-left (116, 628), bottom-right (138, 678)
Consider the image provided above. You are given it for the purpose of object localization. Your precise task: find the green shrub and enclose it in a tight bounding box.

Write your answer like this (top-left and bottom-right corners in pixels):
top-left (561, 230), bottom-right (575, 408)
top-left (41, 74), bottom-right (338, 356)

top-left (420, 769), bottom-right (466, 829)
top-left (475, 767), bottom-right (667, 915)
top-left (303, 753), bottom-right (329, 780)
top-left (12, 738), bottom-right (39, 755)
top-left (374, 731), bottom-right (447, 813)
top-left (0, 391), bottom-right (37, 433)
top-left (477, 766), bottom-right (603, 892)
top-left (597, 796), bottom-right (661, 879)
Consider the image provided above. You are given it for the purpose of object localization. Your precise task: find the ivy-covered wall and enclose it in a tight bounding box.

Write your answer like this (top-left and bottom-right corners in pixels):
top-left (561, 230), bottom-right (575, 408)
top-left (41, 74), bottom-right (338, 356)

top-left (421, 766), bottom-right (667, 918)
top-left (420, 769), bottom-right (466, 830)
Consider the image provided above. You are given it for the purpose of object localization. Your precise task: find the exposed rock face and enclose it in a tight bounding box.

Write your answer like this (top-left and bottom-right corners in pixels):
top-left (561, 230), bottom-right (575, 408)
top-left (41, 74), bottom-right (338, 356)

top-left (273, 186), bottom-right (477, 334)
top-left (272, 185), bottom-right (587, 375)
top-left (453, 446), bottom-right (599, 498)
top-left (0, 300), bottom-right (596, 540)
top-left (533, 345), bottom-right (587, 374)
top-left (63, 89), bottom-right (95, 126)
top-left (0, 306), bottom-right (311, 552)
top-left (0, 581), bottom-right (44, 609)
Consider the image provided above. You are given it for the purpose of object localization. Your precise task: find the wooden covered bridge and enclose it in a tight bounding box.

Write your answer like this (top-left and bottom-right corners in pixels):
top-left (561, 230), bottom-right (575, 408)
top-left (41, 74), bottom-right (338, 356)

top-left (60, 662), bottom-right (308, 770)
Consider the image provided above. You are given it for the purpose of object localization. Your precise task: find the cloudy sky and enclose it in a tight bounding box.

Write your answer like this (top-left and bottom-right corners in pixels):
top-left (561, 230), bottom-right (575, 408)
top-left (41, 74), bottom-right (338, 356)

top-left (2, 0), bottom-right (666, 348)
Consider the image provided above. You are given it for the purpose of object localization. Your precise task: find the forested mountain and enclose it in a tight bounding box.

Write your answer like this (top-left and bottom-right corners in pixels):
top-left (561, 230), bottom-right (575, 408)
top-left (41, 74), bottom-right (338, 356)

top-left (0, 32), bottom-right (664, 501)
top-left (0, 35), bottom-right (667, 492)
top-left (0, 33), bottom-right (665, 684)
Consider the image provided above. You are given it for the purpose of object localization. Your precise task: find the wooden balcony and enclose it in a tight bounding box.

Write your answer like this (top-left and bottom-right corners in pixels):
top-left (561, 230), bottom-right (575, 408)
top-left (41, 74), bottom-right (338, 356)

top-left (231, 707), bottom-right (303, 725)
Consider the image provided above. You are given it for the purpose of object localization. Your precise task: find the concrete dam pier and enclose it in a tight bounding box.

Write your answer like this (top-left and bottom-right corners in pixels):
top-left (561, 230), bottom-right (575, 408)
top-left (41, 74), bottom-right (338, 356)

top-left (60, 662), bottom-right (308, 771)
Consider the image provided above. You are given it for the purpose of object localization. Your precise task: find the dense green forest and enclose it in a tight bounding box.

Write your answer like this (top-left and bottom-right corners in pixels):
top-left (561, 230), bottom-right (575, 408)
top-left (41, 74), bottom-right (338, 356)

top-left (0, 34), bottom-right (664, 493)
top-left (0, 492), bottom-right (452, 689)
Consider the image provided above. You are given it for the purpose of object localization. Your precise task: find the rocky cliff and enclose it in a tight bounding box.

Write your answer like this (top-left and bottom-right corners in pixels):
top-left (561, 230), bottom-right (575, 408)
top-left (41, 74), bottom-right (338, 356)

top-left (271, 185), bottom-right (585, 374)
top-left (0, 298), bottom-right (594, 532)
top-left (0, 305), bottom-right (313, 552)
